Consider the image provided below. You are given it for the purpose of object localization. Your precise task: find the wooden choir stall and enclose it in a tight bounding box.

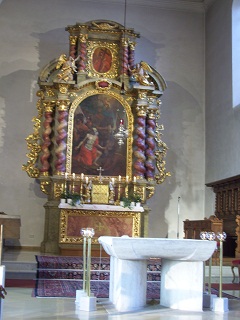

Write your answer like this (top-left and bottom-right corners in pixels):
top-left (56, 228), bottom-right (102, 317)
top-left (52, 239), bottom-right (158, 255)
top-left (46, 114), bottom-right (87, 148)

top-left (22, 19), bottom-right (170, 255)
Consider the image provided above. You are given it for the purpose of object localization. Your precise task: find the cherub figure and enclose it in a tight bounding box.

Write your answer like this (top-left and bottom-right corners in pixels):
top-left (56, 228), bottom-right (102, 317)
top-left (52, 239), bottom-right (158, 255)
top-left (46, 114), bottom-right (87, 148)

top-left (129, 61), bottom-right (154, 86)
top-left (56, 54), bottom-right (80, 82)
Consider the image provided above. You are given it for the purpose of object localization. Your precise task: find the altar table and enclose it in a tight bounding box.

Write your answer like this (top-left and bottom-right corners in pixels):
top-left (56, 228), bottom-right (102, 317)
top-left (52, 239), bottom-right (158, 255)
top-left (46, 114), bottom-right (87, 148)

top-left (98, 236), bottom-right (216, 312)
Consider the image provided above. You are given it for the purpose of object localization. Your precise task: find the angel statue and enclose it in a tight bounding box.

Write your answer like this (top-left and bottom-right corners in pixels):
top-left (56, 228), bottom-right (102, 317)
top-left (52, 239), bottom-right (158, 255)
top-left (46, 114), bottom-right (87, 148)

top-left (55, 54), bottom-right (80, 82)
top-left (129, 61), bottom-right (154, 86)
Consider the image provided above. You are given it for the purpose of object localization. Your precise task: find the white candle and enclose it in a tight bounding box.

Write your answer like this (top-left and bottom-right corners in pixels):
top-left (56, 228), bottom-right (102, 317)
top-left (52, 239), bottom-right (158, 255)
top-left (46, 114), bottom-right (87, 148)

top-left (126, 175), bottom-right (129, 183)
top-left (86, 176), bottom-right (88, 184)
top-left (72, 173), bottom-right (75, 180)
top-left (65, 172), bottom-right (68, 180)
top-left (133, 176), bottom-right (136, 183)
top-left (119, 175), bottom-right (121, 182)
top-left (112, 177), bottom-right (115, 184)
top-left (81, 173), bottom-right (84, 180)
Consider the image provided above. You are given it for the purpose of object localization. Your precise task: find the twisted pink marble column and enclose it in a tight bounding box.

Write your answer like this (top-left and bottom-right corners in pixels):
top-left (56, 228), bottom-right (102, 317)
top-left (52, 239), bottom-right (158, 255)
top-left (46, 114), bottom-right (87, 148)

top-left (121, 41), bottom-right (128, 76)
top-left (133, 116), bottom-right (146, 178)
top-left (78, 37), bottom-right (87, 72)
top-left (128, 42), bottom-right (135, 70)
top-left (55, 110), bottom-right (68, 173)
top-left (40, 111), bottom-right (53, 174)
top-left (145, 117), bottom-right (156, 180)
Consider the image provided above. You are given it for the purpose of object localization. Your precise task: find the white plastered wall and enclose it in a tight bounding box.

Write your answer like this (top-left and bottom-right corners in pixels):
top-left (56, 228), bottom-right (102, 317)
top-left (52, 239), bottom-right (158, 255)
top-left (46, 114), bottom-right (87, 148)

top-left (0, 0), bottom-right (206, 246)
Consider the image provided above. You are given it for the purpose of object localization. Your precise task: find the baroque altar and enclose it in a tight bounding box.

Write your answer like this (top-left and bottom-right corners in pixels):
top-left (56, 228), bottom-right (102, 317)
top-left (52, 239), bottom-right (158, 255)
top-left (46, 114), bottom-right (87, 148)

top-left (22, 20), bottom-right (169, 254)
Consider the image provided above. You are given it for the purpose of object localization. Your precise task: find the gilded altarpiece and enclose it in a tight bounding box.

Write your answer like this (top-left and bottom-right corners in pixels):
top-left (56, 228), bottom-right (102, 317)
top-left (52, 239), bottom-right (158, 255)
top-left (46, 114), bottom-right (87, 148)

top-left (23, 20), bottom-right (169, 255)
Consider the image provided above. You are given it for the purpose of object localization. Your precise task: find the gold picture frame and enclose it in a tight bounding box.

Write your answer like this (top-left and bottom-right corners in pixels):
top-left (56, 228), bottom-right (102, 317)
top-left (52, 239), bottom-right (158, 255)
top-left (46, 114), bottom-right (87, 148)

top-left (66, 90), bottom-right (133, 178)
top-left (59, 208), bottom-right (141, 244)
top-left (86, 41), bottom-right (119, 78)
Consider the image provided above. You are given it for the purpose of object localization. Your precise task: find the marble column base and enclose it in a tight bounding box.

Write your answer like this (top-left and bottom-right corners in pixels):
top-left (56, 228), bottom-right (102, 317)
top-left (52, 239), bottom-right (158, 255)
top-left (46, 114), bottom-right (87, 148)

top-left (78, 295), bottom-right (97, 311)
top-left (109, 256), bottom-right (147, 312)
top-left (160, 259), bottom-right (204, 311)
top-left (203, 292), bottom-right (217, 309)
top-left (211, 297), bottom-right (229, 313)
top-left (75, 290), bottom-right (87, 304)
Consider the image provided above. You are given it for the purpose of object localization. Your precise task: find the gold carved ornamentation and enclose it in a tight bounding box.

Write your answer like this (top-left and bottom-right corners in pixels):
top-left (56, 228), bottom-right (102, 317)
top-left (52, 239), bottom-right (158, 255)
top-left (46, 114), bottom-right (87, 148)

top-left (95, 79), bottom-right (112, 91)
top-left (40, 180), bottom-right (50, 195)
top-left (43, 101), bottom-right (55, 112)
top-left (54, 182), bottom-right (64, 198)
top-left (128, 40), bottom-right (136, 51)
top-left (136, 104), bottom-right (147, 117)
top-left (86, 41), bottom-right (119, 78)
top-left (154, 123), bottom-right (171, 184)
top-left (22, 99), bottom-right (43, 178)
top-left (56, 100), bottom-right (70, 111)
top-left (44, 89), bottom-right (55, 97)
top-left (92, 21), bottom-right (119, 30)
top-left (70, 36), bottom-right (77, 46)
top-left (138, 91), bottom-right (147, 100)
top-left (79, 34), bottom-right (88, 43)
top-left (59, 83), bottom-right (70, 94)
top-left (146, 185), bottom-right (155, 199)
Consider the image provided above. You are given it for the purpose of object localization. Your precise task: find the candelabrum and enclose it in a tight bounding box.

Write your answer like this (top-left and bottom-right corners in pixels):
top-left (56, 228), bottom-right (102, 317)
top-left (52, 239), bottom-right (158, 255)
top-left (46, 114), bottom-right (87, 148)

top-left (200, 231), bottom-right (216, 294)
top-left (109, 180), bottom-right (115, 204)
top-left (85, 180), bottom-right (92, 203)
top-left (216, 232), bottom-right (227, 298)
top-left (80, 228), bottom-right (95, 296)
top-left (114, 120), bottom-right (128, 146)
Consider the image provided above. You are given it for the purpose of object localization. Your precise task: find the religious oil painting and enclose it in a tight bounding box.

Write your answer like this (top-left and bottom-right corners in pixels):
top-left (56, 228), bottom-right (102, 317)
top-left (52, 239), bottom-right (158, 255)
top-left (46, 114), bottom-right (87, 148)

top-left (71, 94), bottom-right (127, 176)
top-left (92, 47), bottom-right (112, 73)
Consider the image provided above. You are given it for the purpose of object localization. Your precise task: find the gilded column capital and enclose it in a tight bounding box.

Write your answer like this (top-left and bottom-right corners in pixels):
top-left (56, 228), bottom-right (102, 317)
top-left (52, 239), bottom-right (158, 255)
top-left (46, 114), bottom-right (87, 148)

top-left (79, 33), bottom-right (88, 43)
top-left (69, 35), bottom-right (78, 46)
top-left (129, 40), bottom-right (136, 51)
top-left (147, 98), bottom-right (159, 119)
top-left (136, 104), bottom-right (147, 117)
top-left (56, 100), bottom-right (70, 111)
top-left (43, 100), bottom-right (55, 112)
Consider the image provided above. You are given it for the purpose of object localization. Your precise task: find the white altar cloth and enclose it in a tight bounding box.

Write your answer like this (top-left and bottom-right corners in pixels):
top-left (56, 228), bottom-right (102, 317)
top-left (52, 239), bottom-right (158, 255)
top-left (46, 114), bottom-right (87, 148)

top-left (98, 236), bottom-right (216, 312)
top-left (59, 203), bottom-right (144, 212)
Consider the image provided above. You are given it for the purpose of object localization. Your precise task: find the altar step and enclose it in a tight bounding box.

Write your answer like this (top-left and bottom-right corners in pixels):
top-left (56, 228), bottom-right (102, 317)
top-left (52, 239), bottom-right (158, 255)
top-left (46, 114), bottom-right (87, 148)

top-left (1, 249), bottom-right (238, 283)
top-left (4, 261), bottom-right (37, 280)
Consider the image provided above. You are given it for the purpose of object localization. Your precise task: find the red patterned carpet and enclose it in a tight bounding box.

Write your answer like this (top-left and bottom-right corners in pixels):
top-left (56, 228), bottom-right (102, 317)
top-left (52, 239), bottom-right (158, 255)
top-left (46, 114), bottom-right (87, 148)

top-left (34, 255), bottom-right (161, 298)
top-left (32, 256), bottom-right (240, 300)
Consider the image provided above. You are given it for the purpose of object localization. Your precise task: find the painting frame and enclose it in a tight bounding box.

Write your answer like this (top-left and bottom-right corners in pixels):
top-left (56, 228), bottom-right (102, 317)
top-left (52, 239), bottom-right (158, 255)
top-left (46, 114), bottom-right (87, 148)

top-left (59, 208), bottom-right (141, 244)
top-left (66, 89), bottom-right (133, 178)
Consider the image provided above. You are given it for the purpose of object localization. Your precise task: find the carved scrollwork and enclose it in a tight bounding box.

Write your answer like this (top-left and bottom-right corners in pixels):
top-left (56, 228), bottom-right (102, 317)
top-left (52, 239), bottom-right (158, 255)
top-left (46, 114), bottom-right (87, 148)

top-left (154, 123), bottom-right (171, 184)
top-left (22, 100), bottom-right (43, 178)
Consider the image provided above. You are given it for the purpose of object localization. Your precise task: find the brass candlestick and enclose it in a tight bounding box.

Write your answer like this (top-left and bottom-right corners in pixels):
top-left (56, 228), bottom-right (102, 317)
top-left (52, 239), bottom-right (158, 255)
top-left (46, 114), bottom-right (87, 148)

top-left (217, 232), bottom-right (227, 298)
top-left (200, 231), bottom-right (216, 294)
top-left (80, 228), bottom-right (95, 297)
top-left (206, 232), bottom-right (216, 294)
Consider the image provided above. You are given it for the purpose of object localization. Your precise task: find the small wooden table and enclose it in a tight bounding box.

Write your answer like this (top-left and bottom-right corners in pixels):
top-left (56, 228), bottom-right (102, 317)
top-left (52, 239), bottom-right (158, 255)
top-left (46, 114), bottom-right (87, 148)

top-left (0, 214), bottom-right (21, 239)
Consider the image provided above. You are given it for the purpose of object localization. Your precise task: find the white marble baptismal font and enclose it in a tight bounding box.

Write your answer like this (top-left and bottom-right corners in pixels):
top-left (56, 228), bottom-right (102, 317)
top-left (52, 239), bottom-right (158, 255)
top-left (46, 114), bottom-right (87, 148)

top-left (98, 236), bottom-right (216, 312)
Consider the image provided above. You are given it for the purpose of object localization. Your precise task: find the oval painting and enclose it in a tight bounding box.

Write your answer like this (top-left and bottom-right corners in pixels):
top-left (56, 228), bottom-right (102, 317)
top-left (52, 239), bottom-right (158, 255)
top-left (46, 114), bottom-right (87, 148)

top-left (92, 47), bottom-right (112, 73)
